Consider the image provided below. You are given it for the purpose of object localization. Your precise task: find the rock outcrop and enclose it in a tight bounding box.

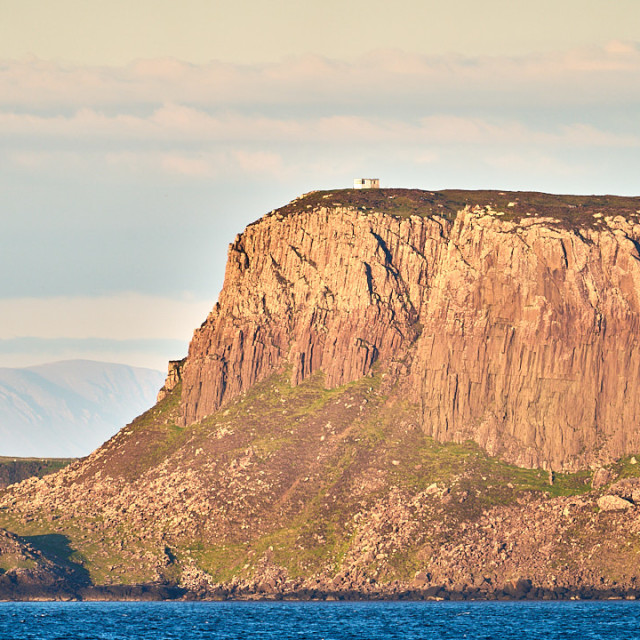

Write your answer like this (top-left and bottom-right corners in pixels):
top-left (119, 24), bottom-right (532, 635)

top-left (181, 189), bottom-right (640, 470)
top-left (597, 495), bottom-right (633, 511)
top-left (0, 528), bottom-right (79, 599)
top-left (157, 358), bottom-right (185, 403)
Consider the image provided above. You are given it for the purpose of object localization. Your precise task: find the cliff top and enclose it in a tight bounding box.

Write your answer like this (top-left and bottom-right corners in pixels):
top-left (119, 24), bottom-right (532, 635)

top-left (273, 188), bottom-right (640, 230)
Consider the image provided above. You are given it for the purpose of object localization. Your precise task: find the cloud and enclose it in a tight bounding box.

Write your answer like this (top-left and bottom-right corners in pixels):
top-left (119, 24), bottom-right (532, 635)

top-left (0, 293), bottom-right (213, 341)
top-left (0, 42), bottom-right (638, 186)
top-left (483, 152), bottom-right (581, 177)
top-left (1, 42), bottom-right (640, 110)
top-left (2, 110), bottom-right (637, 174)
top-left (103, 149), bottom-right (287, 179)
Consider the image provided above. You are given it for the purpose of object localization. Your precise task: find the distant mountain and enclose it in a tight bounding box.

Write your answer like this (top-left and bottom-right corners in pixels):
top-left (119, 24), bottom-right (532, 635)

top-left (0, 360), bottom-right (164, 457)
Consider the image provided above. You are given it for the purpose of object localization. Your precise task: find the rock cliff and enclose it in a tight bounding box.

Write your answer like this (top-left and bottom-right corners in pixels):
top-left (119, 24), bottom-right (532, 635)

top-left (2, 187), bottom-right (640, 600)
top-left (157, 358), bottom-right (185, 403)
top-left (181, 189), bottom-right (640, 471)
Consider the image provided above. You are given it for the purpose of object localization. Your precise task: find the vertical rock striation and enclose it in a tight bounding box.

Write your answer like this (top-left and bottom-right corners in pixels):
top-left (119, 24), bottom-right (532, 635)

top-left (157, 358), bottom-right (185, 403)
top-left (181, 205), bottom-right (436, 424)
top-left (411, 209), bottom-right (640, 470)
top-left (180, 190), bottom-right (640, 470)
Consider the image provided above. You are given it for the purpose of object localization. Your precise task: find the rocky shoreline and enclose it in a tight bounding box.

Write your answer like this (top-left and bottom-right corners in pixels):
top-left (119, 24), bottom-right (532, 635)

top-left (3, 584), bottom-right (640, 602)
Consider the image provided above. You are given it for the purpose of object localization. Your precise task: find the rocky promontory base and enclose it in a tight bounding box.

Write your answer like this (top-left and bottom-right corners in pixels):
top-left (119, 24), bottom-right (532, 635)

top-left (180, 584), bottom-right (640, 602)
top-left (3, 583), bottom-right (640, 602)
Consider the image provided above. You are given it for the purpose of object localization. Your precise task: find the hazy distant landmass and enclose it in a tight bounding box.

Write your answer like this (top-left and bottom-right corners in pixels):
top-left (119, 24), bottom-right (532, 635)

top-left (0, 360), bottom-right (164, 457)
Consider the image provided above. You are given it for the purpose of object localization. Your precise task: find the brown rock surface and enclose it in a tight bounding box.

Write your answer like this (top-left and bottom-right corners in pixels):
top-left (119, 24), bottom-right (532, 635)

top-left (592, 467), bottom-right (614, 489)
top-left (180, 189), bottom-right (640, 470)
top-left (157, 358), bottom-right (185, 403)
top-left (597, 495), bottom-right (634, 511)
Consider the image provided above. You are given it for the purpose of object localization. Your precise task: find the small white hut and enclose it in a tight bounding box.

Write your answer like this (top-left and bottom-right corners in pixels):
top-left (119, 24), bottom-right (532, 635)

top-left (353, 178), bottom-right (380, 189)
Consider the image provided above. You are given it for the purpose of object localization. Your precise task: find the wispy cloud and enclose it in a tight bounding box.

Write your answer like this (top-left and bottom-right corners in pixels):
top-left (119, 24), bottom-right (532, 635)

top-left (2, 43), bottom-right (640, 109)
top-left (2, 43), bottom-right (639, 186)
top-left (2, 110), bottom-right (637, 184)
top-left (0, 294), bottom-right (213, 341)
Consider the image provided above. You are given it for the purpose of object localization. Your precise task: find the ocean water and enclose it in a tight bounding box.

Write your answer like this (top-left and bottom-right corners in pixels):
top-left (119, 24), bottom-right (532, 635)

top-left (0, 600), bottom-right (637, 639)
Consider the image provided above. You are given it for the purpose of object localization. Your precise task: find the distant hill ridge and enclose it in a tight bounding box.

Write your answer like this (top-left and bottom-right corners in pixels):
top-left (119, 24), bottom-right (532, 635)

top-left (0, 360), bottom-right (164, 457)
top-left (0, 457), bottom-right (74, 489)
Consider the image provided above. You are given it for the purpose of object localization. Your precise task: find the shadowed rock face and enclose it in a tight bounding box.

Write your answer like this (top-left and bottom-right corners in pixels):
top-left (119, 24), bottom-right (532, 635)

top-left (180, 189), bottom-right (640, 471)
top-left (0, 528), bottom-right (80, 598)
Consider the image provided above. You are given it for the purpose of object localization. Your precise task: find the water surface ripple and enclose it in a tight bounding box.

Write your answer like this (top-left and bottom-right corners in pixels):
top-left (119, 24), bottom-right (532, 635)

top-left (0, 600), bottom-right (637, 639)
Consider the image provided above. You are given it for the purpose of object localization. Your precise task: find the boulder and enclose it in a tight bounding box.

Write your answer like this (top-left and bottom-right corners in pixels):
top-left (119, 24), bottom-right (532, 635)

top-left (608, 478), bottom-right (640, 503)
top-left (592, 468), bottom-right (614, 489)
top-left (597, 495), bottom-right (634, 512)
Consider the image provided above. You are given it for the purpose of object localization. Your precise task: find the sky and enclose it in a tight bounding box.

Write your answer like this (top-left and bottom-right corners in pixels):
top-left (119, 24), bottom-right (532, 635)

top-left (1, 0), bottom-right (639, 372)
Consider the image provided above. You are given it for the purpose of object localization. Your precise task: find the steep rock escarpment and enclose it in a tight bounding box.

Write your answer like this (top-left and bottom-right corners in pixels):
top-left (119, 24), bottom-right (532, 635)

top-left (181, 190), bottom-right (640, 470)
top-left (181, 205), bottom-right (432, 424)
top-left (413, 209), bottom-right (640, 470)
top-left (3, 188), bottom-right (640, 598)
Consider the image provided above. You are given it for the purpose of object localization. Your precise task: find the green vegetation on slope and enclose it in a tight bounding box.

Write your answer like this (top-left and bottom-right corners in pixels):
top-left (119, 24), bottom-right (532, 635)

top-left (0, 457), bottom-right (75, 488)
top-left (274, 188), bottom-right (640, 230)
top-left (0, 368), bottom-right (633, 590)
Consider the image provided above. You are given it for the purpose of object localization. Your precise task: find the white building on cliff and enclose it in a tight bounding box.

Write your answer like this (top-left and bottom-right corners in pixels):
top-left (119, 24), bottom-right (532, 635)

top-left (353, 178), bottom-right (380, 189)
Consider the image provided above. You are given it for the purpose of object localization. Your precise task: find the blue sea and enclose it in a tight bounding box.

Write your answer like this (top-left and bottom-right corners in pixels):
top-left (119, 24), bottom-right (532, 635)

top-left (0, 600), bottom-right (637, 639)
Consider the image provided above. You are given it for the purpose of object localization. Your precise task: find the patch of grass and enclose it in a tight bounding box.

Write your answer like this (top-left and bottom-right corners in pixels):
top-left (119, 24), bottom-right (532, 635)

top-left (347, 399), bottom-right (592, 511)
top-left (385, 548), bottom-right (423, 582)
top-left (273, 188), bottom-right (640, 230)
top-left (0, 457), bottom-right (76, 488)
top-left (186, 542), bottom-right (248, 583)
top-left (85, 384), bottom-right (192, 481)
top-left (0, 557), bottom-right (37, 571)
top-left (612, 454), bottom-right (640, 480)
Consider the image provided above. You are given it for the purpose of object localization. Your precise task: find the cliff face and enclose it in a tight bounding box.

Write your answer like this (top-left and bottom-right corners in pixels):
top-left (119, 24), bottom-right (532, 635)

top-left (157, 358), bottom-right (185, 403)
top-left (181, 189), bottom-right (640, 470)
top-left (4, 190), bottom-right (640, 598)
top-left (180, 204), bottom-right (430, 424)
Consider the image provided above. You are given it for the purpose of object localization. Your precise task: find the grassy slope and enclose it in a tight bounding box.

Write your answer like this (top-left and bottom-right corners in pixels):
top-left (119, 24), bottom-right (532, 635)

top-left (0, 366), bottom-right (624, 590)
top-left (275, 188), bottom-right (640, 229)
top-left (0, 457), bottom-right (75, 488)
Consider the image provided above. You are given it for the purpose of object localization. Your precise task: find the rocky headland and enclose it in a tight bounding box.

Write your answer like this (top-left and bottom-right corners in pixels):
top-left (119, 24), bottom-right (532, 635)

top-left (0, 457), bottom-right (74, 490)
top-left (1, 188), bottom-right (640, 600)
